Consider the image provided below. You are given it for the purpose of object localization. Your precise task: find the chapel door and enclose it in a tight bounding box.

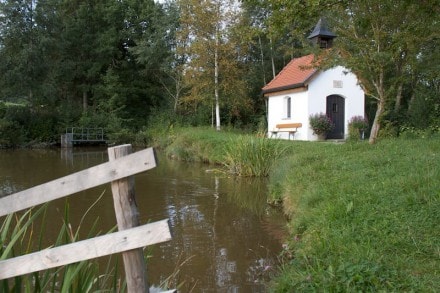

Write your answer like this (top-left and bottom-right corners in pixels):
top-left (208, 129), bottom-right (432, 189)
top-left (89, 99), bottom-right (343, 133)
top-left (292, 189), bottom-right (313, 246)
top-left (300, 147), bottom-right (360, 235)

top-left (326, 95), bottom-right (345, 139)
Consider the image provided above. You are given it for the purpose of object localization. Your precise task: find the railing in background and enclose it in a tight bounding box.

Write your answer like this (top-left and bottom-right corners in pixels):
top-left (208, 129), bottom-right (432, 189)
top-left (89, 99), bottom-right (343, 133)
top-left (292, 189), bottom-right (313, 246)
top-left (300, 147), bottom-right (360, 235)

top-left (61, 127), bottom-right (106, 147)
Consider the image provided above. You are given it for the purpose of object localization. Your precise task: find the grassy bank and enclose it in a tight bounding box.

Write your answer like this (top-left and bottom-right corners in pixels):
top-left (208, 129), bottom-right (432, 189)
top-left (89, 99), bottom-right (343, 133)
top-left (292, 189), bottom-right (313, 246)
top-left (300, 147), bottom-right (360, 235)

top-left (268, 138), bottom-right (439, 291)
top-left (160, 128), bottom-right (439, 291)
top-left (162, 127), bottom-right (288, 176)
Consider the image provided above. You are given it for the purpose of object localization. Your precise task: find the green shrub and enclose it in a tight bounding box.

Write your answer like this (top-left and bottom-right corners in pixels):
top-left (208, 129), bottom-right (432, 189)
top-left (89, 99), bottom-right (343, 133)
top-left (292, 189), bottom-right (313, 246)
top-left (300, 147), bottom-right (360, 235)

top-left (0, 118), bottom-right (26, 147)
top-left (378, 120), bottom-right (399, 138)
top-left (0, 102), bottom-right (6, 118)
top-left (0, 104), bottom-right (59, 145)
top-left (133, 128), bottom-right (152, 147)
top-left (107, 128), bottom-right (136, 145)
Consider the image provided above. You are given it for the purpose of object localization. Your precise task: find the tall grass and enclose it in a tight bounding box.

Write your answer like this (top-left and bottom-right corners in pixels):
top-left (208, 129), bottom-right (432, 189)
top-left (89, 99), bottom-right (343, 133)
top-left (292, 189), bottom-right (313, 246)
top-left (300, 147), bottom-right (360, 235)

top-left (224, 134), bottom-right (288, 177)
top-left (0, 194), bottom-right (123, 293)
top-left (162, 127), bottom-right (289, 177)
top-left (269, 138), bottom-right (440, 291)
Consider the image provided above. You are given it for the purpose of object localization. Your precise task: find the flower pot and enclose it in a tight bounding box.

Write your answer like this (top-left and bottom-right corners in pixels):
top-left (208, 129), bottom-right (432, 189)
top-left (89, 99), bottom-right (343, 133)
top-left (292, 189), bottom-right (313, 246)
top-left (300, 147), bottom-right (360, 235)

top-left (317, 133), bottom-right (327, 141)
top-left (359, 129), bottom-right (365, 140)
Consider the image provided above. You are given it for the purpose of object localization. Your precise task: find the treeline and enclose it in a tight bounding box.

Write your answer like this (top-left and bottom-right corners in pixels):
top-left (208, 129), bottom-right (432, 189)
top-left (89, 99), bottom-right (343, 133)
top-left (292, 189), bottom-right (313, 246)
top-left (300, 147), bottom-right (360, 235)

top-left (0, 0), bottom-right (439, 146)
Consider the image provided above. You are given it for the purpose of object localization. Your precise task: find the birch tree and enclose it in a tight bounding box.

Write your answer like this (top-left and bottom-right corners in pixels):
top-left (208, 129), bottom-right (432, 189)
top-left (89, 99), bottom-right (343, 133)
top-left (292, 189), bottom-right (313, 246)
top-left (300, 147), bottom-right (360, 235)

top-left (177, 0), bottom-right (249, 129)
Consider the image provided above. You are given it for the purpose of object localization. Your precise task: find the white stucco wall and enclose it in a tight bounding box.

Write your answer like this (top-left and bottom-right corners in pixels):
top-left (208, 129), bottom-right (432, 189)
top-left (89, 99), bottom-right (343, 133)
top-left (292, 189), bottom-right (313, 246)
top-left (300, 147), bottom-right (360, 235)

top-left (267, 90), bottom-right (308, 140)
top-left (267, 66), bottom-right (365, 141)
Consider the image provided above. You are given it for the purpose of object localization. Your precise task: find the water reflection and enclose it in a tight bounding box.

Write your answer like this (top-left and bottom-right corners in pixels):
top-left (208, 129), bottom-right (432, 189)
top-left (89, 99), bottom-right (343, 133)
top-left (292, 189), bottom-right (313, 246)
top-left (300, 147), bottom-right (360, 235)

top-left (0, 148), bottom-right (286, 292)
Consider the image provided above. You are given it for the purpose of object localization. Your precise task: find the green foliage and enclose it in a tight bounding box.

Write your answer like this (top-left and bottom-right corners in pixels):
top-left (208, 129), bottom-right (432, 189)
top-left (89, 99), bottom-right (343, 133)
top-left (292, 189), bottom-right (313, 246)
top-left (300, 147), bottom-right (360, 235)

top-left (0, 103), bottom-right (59, 147)
top-left (378, 120), bottom-right (399, 138)
top-left (268, 138), bottom-right (440, 291)
top-left (0, 0), bottom-right (175, 145)
top-left (0, 118), bottom-right (26, 147)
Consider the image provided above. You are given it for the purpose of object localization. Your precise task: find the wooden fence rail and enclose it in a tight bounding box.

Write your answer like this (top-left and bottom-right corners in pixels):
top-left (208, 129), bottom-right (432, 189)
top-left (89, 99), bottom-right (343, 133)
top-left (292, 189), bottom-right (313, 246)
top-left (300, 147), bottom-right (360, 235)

top-left (0, 145), bottom-right (173, 293)
top-left (0, 146), bottom-right (156, 217)
top-left (0, 220), bottom-right (171, 280)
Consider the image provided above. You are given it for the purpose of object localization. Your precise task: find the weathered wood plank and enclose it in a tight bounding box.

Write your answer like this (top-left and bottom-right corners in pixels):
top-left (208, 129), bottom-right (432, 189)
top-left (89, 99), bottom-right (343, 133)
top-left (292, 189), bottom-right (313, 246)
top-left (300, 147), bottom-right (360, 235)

top-left (0, 219), bottom-right (171, 280)
top-left (0, 147), bottom-right (156, 217)
top-left (108, 144), bottom-right (148, 292)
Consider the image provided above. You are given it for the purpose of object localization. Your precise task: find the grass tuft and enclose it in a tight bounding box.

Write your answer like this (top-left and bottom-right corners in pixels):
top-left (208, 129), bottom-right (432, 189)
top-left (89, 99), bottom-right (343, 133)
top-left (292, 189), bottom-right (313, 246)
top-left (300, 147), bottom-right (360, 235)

top-left (224, 133), bottom-right (288, 177)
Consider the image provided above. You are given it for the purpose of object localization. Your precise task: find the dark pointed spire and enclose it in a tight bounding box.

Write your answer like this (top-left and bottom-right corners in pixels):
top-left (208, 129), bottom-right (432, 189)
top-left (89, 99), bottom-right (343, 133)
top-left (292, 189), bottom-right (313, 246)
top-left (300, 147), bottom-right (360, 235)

top-left (307, 18), bottom-right (336, 48)
top-left (308, 18), bottom-right (337, 39)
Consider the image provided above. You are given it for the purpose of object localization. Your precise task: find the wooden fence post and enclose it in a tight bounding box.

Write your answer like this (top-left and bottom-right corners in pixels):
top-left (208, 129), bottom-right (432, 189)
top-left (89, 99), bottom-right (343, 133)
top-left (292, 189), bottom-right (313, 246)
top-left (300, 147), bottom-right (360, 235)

top-left (108, 144), bottom-right (149, 293)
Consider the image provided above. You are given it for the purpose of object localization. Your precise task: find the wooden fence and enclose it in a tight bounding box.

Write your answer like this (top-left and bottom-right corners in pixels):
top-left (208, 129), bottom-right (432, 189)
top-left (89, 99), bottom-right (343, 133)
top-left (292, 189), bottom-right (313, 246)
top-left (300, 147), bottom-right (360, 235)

top-left (0, 145), bottom-right (174, 293)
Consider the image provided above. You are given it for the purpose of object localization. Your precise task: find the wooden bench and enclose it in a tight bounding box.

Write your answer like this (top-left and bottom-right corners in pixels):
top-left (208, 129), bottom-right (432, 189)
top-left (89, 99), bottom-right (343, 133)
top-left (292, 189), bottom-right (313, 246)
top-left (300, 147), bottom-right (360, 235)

top-left (272, 123), bottom-right (302, 140)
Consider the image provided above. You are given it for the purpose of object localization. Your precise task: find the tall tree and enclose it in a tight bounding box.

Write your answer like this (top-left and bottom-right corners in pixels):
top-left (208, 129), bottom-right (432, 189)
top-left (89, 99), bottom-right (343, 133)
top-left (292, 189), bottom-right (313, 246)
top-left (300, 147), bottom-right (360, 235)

top-left (256, 0), bottom-right (439, 143)
top-left (331, 0), bottom-right (438, 143)
top-left (0, 0), bottom-right (44, 103)
top-left (127, 0), bottom-right (175, 117)
top-left (177, 0), bottom-right (252, 130)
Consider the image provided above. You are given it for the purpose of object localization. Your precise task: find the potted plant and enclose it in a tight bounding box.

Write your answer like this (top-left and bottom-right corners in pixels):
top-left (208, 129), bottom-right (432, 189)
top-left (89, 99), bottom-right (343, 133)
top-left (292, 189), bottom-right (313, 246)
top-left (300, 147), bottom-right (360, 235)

top-left (309, 112), bottom-right (334, 140)
top-left (348, 115), bottom-right (369, 140)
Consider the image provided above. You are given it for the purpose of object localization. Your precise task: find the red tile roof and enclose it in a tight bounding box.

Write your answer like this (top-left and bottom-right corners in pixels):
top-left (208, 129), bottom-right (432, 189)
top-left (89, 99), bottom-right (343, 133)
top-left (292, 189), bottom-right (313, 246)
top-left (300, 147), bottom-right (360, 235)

top-left (262, 54), bottom-right (318, 94)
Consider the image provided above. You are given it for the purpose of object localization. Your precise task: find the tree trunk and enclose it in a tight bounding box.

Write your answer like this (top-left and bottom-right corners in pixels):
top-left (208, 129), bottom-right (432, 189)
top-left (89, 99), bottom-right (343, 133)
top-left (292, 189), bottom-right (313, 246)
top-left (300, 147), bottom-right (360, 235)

top-left (369, 98), bottom-right (385, 144)
top-left (394, 83), bottom-right (403, 113)
top-left (258, 35), bottom-right (266, 85)
top-left (214, 23), bottom-right (220, 131)
top-left (174, 79), bottom-right (180, 113)
top-left (369, 71), bottom-right (386, 144)
top-left (82, 91), bottom-right (88, 112)
top-left (270, 37), bottom-right (276, 79)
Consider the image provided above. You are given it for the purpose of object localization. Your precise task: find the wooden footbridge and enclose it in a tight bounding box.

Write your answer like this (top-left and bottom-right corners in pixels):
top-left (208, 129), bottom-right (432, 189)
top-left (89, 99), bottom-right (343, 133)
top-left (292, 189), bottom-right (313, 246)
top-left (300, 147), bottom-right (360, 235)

top-left (61, 127), bottom-right (106, 147)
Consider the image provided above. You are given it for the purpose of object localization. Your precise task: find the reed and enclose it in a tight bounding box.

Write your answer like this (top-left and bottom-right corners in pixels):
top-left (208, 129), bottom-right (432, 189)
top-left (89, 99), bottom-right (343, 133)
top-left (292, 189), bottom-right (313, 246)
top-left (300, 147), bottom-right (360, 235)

top-left (0, 194), bottom-right (123, 293)
top-left (224, 133), bottom-right (288, 177)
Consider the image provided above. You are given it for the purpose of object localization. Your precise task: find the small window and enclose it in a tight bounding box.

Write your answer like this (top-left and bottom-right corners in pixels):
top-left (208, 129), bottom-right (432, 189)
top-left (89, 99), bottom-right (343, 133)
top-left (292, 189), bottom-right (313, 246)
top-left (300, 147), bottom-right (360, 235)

top-left (333, 103), bottom-right (338, 113)
top-left (285, 97), bottom-right (291, 118)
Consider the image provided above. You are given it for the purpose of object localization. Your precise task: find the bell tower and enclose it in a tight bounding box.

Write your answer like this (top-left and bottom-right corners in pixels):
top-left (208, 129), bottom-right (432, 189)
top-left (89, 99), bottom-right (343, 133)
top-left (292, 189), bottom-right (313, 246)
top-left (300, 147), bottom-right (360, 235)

top-left (307, 18), bottom-right (336, 49)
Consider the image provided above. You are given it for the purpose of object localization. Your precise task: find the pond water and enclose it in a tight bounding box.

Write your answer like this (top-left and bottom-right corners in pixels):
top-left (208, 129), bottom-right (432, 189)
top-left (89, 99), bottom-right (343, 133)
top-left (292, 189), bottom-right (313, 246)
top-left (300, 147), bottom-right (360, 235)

top-left (0, 147), bottom-right (287, 292)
